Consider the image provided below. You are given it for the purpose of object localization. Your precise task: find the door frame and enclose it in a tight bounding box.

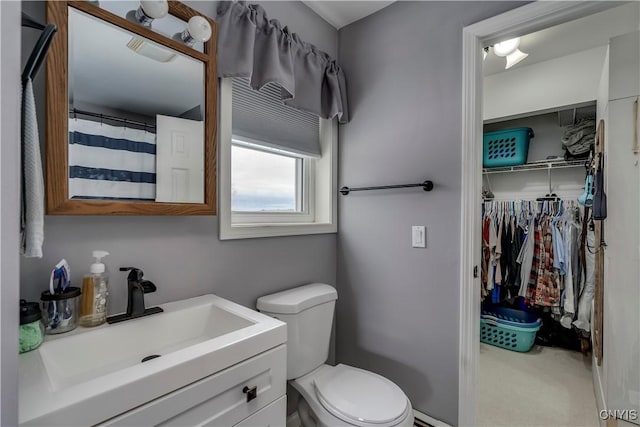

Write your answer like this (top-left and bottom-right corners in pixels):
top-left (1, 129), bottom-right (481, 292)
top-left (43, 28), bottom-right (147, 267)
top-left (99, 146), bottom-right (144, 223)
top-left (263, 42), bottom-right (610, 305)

top-left (458, 2), bottom-right (616, 425)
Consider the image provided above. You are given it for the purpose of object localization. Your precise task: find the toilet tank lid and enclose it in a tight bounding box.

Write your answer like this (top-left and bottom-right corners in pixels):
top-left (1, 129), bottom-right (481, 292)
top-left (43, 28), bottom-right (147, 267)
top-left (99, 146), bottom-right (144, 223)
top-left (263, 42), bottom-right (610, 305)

top-left (257, 283), bottom-right (337, 314)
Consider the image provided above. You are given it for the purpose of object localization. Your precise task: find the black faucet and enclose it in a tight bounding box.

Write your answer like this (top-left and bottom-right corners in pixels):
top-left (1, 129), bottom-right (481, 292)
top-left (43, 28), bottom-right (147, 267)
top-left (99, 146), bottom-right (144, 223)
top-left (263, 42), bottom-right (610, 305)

top-left (106, 267), bottom-right (163, 324)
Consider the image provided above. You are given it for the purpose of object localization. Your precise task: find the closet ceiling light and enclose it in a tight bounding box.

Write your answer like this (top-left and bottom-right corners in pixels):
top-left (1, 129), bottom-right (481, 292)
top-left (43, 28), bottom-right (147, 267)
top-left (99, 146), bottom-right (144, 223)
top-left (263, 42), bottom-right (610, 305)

top-left (505, 49), bottom-right (529, 69)
top-left (493, 38), bottom-right (521, 57)
top-left (483, 37), bottom-right (529, 70)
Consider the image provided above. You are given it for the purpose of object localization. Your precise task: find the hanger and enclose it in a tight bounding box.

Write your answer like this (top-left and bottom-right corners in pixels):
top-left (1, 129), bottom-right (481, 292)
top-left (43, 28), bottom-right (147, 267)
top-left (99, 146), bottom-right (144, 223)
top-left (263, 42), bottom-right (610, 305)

top-left (22, 13), bottom-right (57, 84)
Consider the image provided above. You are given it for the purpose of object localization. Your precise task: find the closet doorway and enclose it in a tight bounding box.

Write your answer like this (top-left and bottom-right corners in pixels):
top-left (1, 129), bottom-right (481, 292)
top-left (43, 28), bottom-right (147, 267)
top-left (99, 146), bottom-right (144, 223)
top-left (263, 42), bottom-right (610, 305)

top-left (459, 2), bottom-right (640, 426)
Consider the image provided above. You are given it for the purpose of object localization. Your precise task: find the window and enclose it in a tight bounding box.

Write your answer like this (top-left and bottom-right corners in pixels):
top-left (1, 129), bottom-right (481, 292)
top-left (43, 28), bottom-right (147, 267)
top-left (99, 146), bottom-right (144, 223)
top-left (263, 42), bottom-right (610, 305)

top-left (231, 139), bottom-right (315, 224)
top-left (231, 142), bottom-right (300, 213)
top-left (219, 78), bottom-right (337, 239)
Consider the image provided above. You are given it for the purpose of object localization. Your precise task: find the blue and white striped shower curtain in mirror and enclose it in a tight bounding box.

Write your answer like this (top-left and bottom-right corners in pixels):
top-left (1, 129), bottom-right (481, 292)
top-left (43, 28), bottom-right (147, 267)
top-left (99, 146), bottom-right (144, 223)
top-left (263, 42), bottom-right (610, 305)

top-left (68, 118), bottom-right (156, 201)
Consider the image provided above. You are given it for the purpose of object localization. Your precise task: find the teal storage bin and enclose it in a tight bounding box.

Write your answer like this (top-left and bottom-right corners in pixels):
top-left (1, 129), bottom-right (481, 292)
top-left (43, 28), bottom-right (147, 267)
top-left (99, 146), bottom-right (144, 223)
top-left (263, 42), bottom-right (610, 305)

top-left (483, 127), bottom-right (534, 168)
top-left (480, 317), bottom-right (541, 352)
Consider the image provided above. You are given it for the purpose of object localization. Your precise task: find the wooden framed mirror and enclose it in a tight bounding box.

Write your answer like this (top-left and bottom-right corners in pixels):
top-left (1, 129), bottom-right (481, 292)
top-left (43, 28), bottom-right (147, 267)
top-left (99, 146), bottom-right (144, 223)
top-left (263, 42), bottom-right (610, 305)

top-left (46, 1), bottom-right (217, 215)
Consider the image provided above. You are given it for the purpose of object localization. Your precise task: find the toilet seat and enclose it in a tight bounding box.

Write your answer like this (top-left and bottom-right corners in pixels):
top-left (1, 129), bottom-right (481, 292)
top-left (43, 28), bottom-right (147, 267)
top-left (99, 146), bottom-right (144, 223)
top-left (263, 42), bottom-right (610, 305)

top-left (313, 364), bottom-right (409, 427)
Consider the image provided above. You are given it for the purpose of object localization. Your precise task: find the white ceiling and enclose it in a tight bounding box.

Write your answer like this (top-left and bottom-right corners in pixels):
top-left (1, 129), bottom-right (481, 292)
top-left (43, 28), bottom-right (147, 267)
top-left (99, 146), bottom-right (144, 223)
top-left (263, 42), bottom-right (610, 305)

top-left (483, 2), bottom-right (640, 76)
top-left (302, 1), bottom-right (395, 29)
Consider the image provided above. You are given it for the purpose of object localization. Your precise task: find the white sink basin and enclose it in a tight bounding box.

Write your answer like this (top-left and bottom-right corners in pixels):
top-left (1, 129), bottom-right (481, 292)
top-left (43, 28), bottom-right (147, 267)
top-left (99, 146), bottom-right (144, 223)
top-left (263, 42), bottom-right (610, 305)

top-left (19, 294), bottom-right (286, 426)
top-left (40, 300), bottom-right (254, 390)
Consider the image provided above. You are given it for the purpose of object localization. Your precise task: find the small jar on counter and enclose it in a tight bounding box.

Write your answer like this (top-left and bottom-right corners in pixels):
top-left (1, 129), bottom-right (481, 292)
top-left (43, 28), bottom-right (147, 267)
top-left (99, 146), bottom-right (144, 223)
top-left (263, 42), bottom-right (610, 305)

top-left (19, 300), bottom-right (44, 353)
top-left (41, 287), bottom-right (81, 334)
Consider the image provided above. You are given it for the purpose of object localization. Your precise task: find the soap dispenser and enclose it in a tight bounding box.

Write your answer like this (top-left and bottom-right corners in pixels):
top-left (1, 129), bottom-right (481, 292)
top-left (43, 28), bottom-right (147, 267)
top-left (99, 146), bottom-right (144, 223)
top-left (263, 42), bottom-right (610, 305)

top-left (79, 251), bottom-right (110, 327)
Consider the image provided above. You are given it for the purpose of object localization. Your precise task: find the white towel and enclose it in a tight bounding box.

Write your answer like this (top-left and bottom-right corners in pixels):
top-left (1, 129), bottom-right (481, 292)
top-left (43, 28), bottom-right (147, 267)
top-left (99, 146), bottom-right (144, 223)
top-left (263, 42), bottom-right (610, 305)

top-left (21, 78), bottom-right (44, 258)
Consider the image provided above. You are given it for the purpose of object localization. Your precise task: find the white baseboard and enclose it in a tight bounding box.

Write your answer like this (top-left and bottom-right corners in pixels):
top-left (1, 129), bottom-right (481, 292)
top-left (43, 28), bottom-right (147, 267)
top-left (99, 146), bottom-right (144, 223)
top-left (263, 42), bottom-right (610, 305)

top-left (413, 409), bottom-right (452, 427)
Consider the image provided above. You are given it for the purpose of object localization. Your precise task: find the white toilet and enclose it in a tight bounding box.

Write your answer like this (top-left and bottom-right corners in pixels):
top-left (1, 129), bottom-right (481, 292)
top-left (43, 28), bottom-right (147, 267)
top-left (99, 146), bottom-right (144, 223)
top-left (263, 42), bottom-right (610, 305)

top-left (257, 283), bottom-right (414, 427)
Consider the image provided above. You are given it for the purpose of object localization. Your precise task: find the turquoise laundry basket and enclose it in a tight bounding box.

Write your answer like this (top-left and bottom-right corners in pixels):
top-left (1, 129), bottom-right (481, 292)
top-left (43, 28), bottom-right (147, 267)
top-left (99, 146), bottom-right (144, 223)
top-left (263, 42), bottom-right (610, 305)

top-left (481, 306), bottom-right (541, 328)
top-left (480, 306), bottom-right (542, 352)
top-left (483, 127), bottom-right (534, 168)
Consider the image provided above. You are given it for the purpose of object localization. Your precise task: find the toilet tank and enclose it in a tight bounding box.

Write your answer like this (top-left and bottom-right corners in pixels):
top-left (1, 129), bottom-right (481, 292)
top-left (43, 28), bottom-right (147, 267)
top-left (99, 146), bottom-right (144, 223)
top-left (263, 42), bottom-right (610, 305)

top-left (257, 283), bottom-right (337, 380)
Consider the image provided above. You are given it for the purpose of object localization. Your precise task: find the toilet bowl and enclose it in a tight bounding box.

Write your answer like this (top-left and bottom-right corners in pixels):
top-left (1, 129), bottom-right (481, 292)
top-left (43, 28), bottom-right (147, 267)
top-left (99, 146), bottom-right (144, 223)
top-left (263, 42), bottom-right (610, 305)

top-left (257, 284), bottom-right (414, 427)
top-left (292, 364), bottom-right (414, 427)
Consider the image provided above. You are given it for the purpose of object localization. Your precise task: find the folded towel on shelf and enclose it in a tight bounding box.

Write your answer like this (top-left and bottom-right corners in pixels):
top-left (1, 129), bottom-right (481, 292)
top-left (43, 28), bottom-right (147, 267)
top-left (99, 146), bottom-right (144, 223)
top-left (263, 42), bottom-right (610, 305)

top-left (563, 134), bottom-right (595, 155)
top-left (21, 78), bottom-right (44, 258)
top-left (563, 118), bottom-right (596, 135)
top-left (561, 119), bottom-right (596, 155)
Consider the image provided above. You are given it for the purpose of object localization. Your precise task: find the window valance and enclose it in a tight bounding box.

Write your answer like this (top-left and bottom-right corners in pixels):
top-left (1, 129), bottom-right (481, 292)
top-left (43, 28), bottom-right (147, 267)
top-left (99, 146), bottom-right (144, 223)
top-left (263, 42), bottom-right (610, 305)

top-left (216, 1), bottom-right (349, 123)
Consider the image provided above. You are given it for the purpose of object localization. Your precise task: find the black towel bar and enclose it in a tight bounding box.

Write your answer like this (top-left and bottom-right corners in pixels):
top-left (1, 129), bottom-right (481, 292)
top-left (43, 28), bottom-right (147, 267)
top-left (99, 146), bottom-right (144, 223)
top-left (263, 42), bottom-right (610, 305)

top-left (339, 180), bottom-right (434, 196)
top-left (22, 13), bottom-right (57, 84)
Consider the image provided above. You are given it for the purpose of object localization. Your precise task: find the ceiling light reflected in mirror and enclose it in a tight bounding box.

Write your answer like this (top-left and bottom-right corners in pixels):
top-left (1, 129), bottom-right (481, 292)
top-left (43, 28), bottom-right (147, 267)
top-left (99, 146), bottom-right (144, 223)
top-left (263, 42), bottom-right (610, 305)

top-left (126, 0), bottom-right (169, 27)
top-left (99, 1), bottom-right (205, 53)
top-left (175, 16), bottom-right (212, 47)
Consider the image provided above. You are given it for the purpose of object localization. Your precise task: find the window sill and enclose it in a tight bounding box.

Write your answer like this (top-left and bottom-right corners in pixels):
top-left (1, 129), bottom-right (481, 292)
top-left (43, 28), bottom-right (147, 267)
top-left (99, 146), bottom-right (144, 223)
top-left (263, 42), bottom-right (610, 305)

top-left (219, 222), bottom-right (337, 240)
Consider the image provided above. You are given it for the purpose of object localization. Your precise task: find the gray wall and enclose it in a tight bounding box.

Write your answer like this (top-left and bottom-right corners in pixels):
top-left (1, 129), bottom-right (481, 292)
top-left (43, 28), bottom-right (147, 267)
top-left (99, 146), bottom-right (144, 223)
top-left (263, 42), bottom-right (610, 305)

top-left (21, 217), bottom-right (336, 312)
top-left (336, 2), bottom-right (524, 425)
top-left (20, 2), bottom-right (338, 315)
top-left (1, 2), bottom-right (22, 425)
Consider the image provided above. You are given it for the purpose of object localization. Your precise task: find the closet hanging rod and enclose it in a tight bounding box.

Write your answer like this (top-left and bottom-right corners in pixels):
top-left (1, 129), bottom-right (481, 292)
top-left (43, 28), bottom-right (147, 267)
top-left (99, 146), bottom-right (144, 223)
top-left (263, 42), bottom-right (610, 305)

top-left (69, 109), bottom-right (156, 130)
top-left (339, 180), bottom-right (434, 196)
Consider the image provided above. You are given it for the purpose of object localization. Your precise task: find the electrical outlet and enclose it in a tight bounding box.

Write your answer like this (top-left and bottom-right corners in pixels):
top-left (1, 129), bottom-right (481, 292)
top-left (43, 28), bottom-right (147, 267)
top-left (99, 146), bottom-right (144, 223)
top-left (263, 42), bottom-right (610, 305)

top-left (412, 226), bottom-right (426, 248)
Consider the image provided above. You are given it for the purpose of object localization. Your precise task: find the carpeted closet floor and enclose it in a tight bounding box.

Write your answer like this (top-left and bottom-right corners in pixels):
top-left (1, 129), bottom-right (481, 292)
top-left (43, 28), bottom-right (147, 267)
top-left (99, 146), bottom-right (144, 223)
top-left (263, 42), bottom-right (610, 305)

top-left (478, 343), bottom-right (599, 427)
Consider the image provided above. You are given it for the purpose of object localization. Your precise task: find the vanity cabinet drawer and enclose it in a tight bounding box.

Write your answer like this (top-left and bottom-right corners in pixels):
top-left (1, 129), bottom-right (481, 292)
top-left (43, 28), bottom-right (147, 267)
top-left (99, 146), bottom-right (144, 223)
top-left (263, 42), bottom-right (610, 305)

top-left (234, 396), bottom-right (286, 427)
top-left (99, 345), bottom-right (286, 427)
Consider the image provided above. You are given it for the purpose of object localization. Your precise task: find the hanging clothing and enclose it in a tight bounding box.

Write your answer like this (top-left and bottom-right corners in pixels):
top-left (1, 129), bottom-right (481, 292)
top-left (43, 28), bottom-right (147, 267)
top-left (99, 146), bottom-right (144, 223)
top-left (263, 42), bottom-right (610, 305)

top-left (495, 215), bottom-right (504, 285)
top-left (488, 215), bottom-right (498, 290)
top-left (534, 217), bottom-right (560, 307)
top-left (574, 228), bottom-right (596, 333)
top-left (552, 218), bottom-right (566, 275)
top-left (481, 216), bottom-right (491, 300)
top-left (507, 217), bottom-right (524, 298)
top-left (481, 200), bottom-right (585, 332)
top-left (560, 214), bottom-right (582, 328)
top-left (524, 221), bottom-right (543, 302)
top-left (517, 220), bottom-right (535, 298)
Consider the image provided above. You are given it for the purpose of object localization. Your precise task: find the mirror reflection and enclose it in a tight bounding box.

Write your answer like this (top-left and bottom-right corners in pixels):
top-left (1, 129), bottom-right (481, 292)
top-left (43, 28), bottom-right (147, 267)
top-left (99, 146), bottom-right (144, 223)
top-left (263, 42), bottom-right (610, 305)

top-left (98, 1), bottom-right (205, 53)
top-left (68, 7), bottom-right (205, 203)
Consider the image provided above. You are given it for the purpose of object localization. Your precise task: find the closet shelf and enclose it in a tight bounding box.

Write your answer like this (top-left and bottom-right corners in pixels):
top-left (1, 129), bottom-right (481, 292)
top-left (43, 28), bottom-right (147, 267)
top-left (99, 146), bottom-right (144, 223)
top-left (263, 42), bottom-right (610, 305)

top-left (483, 159), bottom-right (586, 175)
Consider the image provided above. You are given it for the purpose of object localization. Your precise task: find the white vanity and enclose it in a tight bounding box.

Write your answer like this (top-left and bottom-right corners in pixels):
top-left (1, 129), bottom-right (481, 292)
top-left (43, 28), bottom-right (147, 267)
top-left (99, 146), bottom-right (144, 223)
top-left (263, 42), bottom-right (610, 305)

top-left (19, 295), bottom-right (287, 426)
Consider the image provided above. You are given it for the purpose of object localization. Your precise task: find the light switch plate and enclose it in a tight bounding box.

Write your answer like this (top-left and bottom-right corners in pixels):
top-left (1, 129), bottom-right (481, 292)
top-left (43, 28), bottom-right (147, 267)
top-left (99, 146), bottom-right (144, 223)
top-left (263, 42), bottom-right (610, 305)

top-left (412, 226), bottom-right (426, 248)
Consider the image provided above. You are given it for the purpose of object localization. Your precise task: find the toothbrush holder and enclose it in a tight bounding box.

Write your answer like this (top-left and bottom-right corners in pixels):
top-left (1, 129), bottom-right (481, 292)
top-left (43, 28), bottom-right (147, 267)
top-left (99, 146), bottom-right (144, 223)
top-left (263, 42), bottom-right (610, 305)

top-left (40, 287), bottom-right (81, 334)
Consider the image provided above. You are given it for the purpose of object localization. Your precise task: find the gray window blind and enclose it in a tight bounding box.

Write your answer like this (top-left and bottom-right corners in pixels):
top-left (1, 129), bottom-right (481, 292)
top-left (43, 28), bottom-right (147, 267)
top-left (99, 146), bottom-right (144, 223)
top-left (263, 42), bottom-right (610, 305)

top-left (232, 78), bottom-right (321, 158)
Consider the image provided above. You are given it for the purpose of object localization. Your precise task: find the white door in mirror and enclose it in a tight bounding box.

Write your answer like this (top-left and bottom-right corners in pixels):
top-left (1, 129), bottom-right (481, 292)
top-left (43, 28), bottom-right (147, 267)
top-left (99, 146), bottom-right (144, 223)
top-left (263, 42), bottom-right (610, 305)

top-left (155, 115), bottom-right (204, 203)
